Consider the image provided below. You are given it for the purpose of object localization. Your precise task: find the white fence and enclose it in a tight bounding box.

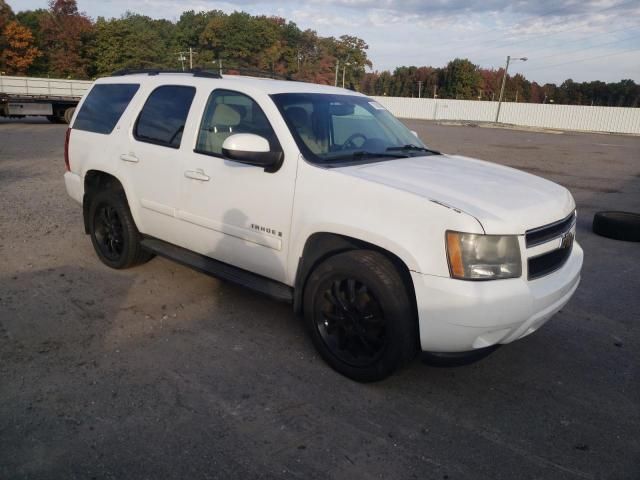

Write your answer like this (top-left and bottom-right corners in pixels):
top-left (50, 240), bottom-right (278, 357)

top-left (371, 96), bottom-right (640, 135)
top-left (0, 75), bottom-right (93, 98)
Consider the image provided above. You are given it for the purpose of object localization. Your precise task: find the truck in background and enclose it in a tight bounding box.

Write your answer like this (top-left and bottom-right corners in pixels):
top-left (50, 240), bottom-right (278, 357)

top-left (0, 75), bottom-right (93, 124)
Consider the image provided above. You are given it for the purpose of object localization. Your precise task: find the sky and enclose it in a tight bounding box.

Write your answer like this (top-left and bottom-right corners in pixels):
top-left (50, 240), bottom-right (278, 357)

top-left (7, 0), bottom-right (640, 84)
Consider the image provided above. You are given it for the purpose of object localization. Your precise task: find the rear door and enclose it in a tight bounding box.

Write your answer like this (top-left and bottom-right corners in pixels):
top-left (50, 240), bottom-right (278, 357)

top-left (121, 84), bottom-right (196, 243)
top-left (177, 88), bottom-right (298, 283)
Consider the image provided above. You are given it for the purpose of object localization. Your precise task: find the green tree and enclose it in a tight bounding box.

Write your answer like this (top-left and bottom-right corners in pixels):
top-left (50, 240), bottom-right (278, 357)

top-left (92, 13), bottom-right (174, 75)
top-left (441, 58), bottom-right (481, 99)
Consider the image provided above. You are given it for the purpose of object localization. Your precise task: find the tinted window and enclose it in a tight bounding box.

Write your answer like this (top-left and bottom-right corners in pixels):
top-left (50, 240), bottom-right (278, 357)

top-left (196, 89), bottom-right (279, 156)
top-left (134, 86), bottom-right (196, 148)
top-left (73, 84), bottom-right (139, 134)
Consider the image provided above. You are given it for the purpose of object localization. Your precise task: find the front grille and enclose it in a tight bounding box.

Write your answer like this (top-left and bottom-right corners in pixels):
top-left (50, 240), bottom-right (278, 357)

top-left (528, 241), bottom-right (573, 280)
top-left (525, 211), bottom-right (576, 247)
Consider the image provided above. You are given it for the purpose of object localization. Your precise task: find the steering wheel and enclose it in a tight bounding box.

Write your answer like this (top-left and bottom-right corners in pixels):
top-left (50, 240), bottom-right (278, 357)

top-left (343, 133), bottom-right (367, 150)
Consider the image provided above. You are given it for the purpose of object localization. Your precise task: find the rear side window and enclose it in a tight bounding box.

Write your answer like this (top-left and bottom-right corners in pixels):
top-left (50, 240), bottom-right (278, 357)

top-left (134, 86), bottom-right (196, 149)
top-left (74, 83), bottom-right (139, 134)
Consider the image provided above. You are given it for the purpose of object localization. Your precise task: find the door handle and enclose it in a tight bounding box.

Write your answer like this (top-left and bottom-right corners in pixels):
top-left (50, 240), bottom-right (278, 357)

top-left (120, 153), bottom-right (139, 163)
top-left (184, 169), bottom-right (210, 182)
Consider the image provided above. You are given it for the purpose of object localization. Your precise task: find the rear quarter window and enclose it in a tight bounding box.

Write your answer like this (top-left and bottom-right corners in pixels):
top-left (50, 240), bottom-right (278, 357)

top-left (73, 84), bottom-right (140, 134)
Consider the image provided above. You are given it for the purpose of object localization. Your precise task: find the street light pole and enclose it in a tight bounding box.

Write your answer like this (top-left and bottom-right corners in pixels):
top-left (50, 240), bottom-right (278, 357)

top-left (495, 55), bottom-right (527, 123)
top-left (495, 55), bottom-right (511, 123)
top-left (342, 62), bottom-right (351, 88)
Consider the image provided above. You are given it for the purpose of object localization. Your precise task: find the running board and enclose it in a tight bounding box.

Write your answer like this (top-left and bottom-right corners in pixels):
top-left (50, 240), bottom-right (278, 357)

top-left (140, 237), bottom-right (293, 303)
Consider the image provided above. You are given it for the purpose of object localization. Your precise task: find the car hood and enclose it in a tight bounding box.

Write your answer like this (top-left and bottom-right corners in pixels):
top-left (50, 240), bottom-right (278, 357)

top-left (336, 154), bottom-right (575, 234)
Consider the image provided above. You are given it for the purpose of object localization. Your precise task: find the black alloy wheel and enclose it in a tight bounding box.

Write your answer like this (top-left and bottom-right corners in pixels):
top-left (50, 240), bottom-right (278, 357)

top-left (93, 204), bottom-right (125, 262)
top-left (317, 277), bottom-right (388, 367)
top-left (88, 189), bottom-right (153, 269)
top-left (303, 250), bottom-right (417, 382)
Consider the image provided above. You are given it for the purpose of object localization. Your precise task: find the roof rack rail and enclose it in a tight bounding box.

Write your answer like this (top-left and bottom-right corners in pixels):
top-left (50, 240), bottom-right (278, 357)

top-left (225, 68), bottom-right (292, 81)
top-left (111, 68), bottom-right (222, 79)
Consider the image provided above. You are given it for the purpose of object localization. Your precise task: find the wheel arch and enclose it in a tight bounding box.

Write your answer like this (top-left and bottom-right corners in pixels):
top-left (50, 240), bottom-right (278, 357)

top-left (292, 232), bottom-right (418, 322)
top-left (83, 170), bottom-right (128, 234)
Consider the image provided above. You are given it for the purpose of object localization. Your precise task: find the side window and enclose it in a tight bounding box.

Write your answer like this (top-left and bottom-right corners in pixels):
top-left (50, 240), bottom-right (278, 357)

top-left (73, 83), bottom-right (139, 134)
top-left (282, 101), bottom-right (326, 154)
top-left (195, 89), bottom-right (279, 156)
top-left (134, 85), bottom-right (196, 149)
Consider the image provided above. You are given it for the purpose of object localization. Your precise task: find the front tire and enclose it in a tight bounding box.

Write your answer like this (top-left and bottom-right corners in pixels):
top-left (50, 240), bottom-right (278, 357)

top-left (303, 250), bottom-right (417, 382)
top-left (88, 189), bottom-right (153, 269)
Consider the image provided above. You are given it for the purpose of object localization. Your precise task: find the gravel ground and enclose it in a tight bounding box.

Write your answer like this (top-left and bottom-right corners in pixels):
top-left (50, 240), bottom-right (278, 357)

top-left (1, 117), bottom-right (639, 480)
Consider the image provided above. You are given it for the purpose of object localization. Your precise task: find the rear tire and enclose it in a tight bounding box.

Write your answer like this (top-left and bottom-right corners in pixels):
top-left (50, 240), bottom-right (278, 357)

top-left (303, 250), bottom-right (417, 382)
top-left (63, 107), bottom-right (75, 124)
top-left (88, 189), bottom-right (153, 269)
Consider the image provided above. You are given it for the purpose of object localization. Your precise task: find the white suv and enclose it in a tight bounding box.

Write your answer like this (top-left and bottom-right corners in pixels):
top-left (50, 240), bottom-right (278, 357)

top-left (64, 70), bottom-right (583, 381)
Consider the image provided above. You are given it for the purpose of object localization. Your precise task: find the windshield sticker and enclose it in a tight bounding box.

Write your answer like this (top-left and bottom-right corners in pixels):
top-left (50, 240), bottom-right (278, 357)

top-left (368, 101), bottom-right (386, 110)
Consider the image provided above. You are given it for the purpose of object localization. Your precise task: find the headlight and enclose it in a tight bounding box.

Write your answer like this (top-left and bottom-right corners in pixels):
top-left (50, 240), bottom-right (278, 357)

top-left (446, 231), bottom-right (522, 280)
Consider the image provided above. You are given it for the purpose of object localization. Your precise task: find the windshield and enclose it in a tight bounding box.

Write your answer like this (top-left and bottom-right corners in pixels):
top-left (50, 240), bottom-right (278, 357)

top-left (271, 93), bottom-right (435, 165)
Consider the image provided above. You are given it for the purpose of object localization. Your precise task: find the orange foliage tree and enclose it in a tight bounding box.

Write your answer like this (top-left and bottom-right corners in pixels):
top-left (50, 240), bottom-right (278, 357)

top-left (1, 20), bottom-right (40, 74)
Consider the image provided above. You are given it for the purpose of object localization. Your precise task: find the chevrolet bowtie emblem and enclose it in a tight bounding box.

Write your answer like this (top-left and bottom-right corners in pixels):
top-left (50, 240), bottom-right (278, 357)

top-left (561, 231), bottom-right (574, 249)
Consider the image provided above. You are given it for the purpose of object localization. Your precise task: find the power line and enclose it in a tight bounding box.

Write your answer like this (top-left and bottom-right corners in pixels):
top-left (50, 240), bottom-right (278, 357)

top-left (528, 33), bottom-right (640, 63)
top-left (523, 47), bottom-right (640, 72)
top-left (473, 22), bottom-right (640, 65)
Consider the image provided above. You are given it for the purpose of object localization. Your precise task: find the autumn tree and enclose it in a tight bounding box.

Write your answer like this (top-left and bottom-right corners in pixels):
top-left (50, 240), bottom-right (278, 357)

top-left (0, 0), bottom-right (13, 31)
top-left (39, 0), bottom-right (93, 78)
top-left (15, 9), bottom-right (49, 75)
top-left (1, 20), bottom-right (40, 74)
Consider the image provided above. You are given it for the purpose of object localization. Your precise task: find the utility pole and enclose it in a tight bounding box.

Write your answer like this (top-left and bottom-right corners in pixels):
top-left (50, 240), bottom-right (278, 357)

top-left (417, 80), bottom-right (423, 98)
top-left (495, 55), bottom-right (527, 123)
top-left (188, 47), bottom-right (197, 70)
top-left (433, 85), bottom-right (437, 98)
top-left (515, 89), bottom-right (518, 103)
top-left (177, 52), bottom-right (186, 71)
top-left (335, 59), bottom-right (339, 87)
top-left (177, 49), bottom-right (197, 71)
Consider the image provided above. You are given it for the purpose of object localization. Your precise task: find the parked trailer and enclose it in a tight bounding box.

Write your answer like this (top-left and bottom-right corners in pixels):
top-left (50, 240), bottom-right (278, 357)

top-left (0, 75), bottom-right (93, 124)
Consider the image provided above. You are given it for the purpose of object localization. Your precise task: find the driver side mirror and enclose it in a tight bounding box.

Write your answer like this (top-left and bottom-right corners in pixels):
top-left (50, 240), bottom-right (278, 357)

top-left (222, 133), bottom-right (283, 172)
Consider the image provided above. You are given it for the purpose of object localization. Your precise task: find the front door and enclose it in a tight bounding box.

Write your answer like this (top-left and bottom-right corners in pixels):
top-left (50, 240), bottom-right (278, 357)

top-left (178, 88), bottom-right (297, 283)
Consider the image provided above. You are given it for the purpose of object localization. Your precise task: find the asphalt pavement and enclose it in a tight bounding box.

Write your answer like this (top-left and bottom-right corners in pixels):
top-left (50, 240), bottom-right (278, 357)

top-left (1, 117), bottom-right (638, 479)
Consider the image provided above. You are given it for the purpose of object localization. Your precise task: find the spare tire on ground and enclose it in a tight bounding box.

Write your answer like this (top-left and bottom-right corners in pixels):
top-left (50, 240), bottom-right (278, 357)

top-left (592, 211), bottom-right (640, 242)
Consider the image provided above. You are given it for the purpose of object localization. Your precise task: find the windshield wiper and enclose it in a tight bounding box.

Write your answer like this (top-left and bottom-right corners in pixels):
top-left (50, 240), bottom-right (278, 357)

top-left (326, 151), bottom-right (410, 162)
top-left (386, 144), bottom-right (440, 154)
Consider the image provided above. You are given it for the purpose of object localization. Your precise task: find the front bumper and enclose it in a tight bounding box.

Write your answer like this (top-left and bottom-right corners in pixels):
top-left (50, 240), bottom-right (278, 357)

top-left (412, 241), bottom-right (583, 352)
